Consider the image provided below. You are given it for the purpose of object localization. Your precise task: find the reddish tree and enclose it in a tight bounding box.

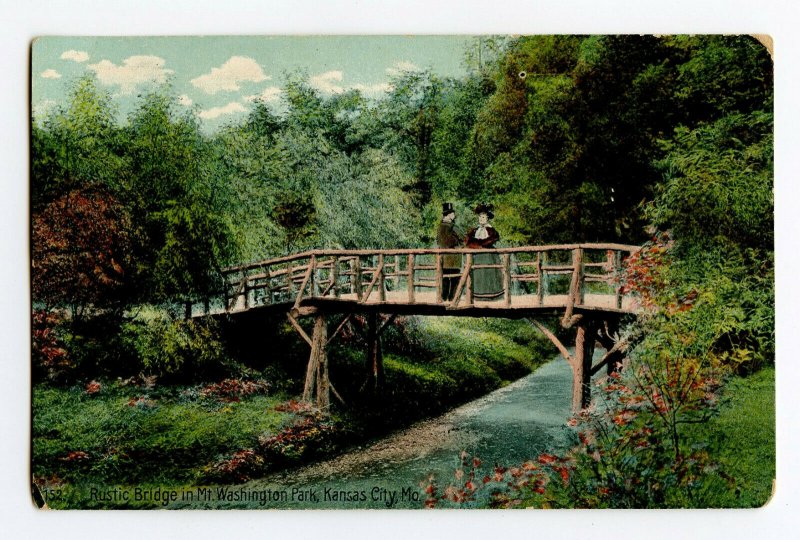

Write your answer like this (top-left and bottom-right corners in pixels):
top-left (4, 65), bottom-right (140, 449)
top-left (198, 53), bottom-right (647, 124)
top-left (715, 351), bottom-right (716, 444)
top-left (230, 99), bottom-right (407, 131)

top-left (32, 188), bottom-right (133, 317)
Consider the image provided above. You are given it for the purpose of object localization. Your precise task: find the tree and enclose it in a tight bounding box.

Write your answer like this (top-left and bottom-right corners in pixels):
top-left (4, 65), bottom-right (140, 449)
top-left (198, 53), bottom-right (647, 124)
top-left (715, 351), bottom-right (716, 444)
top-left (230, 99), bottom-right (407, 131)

top-left (32, 187), bottom-right (133, 318)
top-left (124, 90), bottom-right (233, 303)
top-left (31, 77), bottom-right (127, 210)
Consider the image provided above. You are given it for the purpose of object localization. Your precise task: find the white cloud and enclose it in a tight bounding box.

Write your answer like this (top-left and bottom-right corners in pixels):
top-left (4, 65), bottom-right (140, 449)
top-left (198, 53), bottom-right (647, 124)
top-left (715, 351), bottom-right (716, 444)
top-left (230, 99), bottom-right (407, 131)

top-left (352, 82), bottom-right (394, 98)
top-left (177, 94), bottom-right (193, 107)
top-left (40, 69), bottom-right (61, 79)
top-left (310, 70), bottom-right (345, 95)
top-left (60, 50), bottom-right (89, 63)
top-left (243, 86), bottom-right (282, 103)
top-left (310, 70), bottom-right (394, 98)
top-left (191, 56), bottom-right (269, 94)
top-left (386, 61), bottom-right (421, 77)
top-left (198, 101), bottom-right (247, 119)
top-left (88, 55), bottom-right (173, 94)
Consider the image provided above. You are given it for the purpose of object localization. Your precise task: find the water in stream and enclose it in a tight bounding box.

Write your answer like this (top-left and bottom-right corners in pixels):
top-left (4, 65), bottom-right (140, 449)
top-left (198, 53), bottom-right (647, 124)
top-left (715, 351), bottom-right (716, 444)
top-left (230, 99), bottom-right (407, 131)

top-left (176, 357), bottom-right (579, 509)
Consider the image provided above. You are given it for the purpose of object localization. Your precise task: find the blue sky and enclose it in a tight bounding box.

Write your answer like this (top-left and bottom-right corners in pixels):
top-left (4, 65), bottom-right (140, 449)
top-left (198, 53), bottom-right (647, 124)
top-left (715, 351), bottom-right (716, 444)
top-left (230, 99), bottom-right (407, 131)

top-left (32, 36), bottom-right (472, 131)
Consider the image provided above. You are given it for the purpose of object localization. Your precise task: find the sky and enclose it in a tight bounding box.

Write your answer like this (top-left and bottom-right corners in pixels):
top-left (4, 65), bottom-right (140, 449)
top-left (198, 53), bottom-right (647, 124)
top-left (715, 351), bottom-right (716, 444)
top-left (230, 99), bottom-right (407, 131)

top-left (32, 36), bottom-right (472, 132)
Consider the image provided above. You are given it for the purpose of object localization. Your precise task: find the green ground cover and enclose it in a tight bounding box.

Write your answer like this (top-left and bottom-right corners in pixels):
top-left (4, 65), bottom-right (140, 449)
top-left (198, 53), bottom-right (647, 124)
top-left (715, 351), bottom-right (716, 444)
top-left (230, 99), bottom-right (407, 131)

top-left (692, 366), bottom-right (775, 507)
top-left (32, 317), bottom-right (549, 508)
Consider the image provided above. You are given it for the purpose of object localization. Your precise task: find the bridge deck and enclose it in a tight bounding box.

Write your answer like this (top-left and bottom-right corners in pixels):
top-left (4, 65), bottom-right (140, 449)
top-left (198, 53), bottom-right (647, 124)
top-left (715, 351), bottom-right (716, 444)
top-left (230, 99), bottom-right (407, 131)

top-left (205, 290), bottom-right (637, 319)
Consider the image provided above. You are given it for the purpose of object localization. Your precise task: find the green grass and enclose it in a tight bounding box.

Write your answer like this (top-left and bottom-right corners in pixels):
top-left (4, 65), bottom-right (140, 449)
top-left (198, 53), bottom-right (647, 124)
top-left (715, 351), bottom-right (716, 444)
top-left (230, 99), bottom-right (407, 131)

top-left (699, 366), bottom-right (775, 507)
top-left (32, 382), bottom-right (297, 489)
top-left (367, 317), bottom-right (552, 423)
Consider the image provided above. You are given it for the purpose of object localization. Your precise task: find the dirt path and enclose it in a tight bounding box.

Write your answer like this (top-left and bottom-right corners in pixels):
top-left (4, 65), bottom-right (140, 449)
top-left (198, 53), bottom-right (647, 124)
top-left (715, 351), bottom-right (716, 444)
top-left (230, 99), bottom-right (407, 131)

top-left (268, 374), bottom-right (539, 483)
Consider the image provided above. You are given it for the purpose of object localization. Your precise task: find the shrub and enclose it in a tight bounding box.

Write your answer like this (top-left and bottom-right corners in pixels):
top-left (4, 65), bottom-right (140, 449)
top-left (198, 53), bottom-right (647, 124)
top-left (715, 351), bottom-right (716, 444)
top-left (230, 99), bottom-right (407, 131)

top-left (32, 310), bottom-right (72, 382)
top-left (198, 378), bottom-right (270, 402)
top-left (201, 449), bottom-right (265, 484)
top-left (257, 415), bottom-right (336, 467)
top-left (120, 315), bottom-right (229, 382)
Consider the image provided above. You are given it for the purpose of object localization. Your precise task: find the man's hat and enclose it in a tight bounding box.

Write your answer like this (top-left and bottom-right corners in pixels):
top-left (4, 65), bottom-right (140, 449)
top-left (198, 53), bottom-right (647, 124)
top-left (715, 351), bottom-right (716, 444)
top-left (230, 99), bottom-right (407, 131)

top-left (473, 203), bottom-right (494, 219)
top-left (442, 202), bottom-right (455, 215)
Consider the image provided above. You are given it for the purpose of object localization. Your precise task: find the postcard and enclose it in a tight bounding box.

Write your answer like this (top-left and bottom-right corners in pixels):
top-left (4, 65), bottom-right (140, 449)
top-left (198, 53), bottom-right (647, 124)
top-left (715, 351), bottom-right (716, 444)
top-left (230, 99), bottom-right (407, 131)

top-left (30, 34), bottom-right (774, 509)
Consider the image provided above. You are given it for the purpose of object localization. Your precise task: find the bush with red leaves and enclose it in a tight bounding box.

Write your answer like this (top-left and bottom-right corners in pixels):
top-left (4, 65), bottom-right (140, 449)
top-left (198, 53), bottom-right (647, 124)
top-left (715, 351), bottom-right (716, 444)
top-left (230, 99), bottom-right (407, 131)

top-left (198, 378), bottom-right (270, 402)
top-left (32, 310), bottom-right (72, 382)
top-left (258, 416), bottom-right (336, 464)
top-left (32, 187), bottom-right (134, 315)
top-left (201, 449), bottom-right (265, 484)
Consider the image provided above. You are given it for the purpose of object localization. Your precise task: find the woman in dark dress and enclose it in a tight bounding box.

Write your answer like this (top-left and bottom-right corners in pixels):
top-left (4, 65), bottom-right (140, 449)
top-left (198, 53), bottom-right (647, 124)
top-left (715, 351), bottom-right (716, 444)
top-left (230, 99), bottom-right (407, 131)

top-left (465, 204), bottom-right (503, 299)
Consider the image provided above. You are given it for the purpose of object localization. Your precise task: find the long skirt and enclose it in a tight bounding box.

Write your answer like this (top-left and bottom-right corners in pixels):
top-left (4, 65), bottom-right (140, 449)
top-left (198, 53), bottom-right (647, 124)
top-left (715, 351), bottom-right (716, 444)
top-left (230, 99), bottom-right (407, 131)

top-left (472, 251), bottom-right (503, 299)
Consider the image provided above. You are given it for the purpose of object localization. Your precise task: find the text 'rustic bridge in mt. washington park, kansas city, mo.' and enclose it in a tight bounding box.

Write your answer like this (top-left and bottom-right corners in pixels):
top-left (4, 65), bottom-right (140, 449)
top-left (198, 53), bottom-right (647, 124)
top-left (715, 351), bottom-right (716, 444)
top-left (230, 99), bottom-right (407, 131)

top-left (188, 243), bottom-right (643, 413)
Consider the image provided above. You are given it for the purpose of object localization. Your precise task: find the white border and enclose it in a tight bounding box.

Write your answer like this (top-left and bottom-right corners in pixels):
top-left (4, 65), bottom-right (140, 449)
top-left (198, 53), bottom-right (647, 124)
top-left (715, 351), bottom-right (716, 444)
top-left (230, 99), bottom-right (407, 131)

top-left (3, 1), bottom-right (799, 538)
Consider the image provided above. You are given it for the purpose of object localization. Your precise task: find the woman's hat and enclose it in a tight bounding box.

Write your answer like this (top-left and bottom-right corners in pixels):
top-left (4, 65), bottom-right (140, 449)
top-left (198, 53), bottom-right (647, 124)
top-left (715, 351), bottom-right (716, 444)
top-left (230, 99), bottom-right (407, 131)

top-left (442, 202), bottom-right (455, 215)
top-left (473, 203), bottom-right (494, 219)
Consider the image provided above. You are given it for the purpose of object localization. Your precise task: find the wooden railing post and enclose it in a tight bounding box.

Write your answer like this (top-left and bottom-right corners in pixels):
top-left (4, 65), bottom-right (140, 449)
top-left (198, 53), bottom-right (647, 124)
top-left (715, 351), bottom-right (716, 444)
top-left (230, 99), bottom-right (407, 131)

top-left (310, 255), bottom-right (317, 298)
top-left (435, 252), bottom-right (443, 303)
top-left (450, 254), bottom-right (472, 308)
top-left (561, 248), bottom-right (583, 328)
top-left (536, 252), bottom-right (544, 306)
top-left (264, 266), bottom-right (272, 305)
top-left (311, 255), bottom-right (319, 298)
top-left (378, 254), bottom-right (386, 302)
top-left (573, 248), bottom-right (585, 305)
top-left (502, 253), bottom-right (511, 307)
top-left (243, 275), bottom-right (249, 309)
top-left (286, 262), bottom-right (294, 298)
top-left (407, 253), bottom-right (415, 303)
top-left (331, 256), bottom-right (340, 298)
top-left (354, 257), bottom-right (363, 301)
top-left (466, 253), bottom-right (474, 306)
top-left (574, 247), bottom-right (584, 306)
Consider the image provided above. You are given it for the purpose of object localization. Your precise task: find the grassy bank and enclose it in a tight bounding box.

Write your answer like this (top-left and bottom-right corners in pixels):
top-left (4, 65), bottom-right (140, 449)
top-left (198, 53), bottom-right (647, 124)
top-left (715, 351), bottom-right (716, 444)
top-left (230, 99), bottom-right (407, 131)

top-left (692, 366), bottom-right (775, 507)
top-left (32, 316), bottom-right (552, 508)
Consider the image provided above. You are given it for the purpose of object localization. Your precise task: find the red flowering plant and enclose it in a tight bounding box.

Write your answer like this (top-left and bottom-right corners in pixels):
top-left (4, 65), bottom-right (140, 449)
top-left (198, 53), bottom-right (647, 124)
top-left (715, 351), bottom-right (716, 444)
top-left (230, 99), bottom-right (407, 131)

top-left (201, 449), bottom-right (265, 484)
top-left (258, 416), bottom-right (336, 465)
top-left (85, 380), bottom-right (102, 395)
top-left (198, 378), bottom-right (270, 403)
top-left (421, 450), bottom-right (575, 509)
top-left (525, 234), bottom-right (734, 508)
top-left (32, 310), bottom-right (72, 382)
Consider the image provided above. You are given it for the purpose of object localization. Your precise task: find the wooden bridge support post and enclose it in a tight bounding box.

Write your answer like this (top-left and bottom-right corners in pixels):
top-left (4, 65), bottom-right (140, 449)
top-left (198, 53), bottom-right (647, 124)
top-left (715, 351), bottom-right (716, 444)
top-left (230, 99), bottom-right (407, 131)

top-left (314, 314), bottom-right (330, 410)
top-left (302, 314), bottom-right (330, 410)
top-left (528, 317), bottom-right (600, 412)
top-left (571, 320), bottom-right (597, 412)
top-left (362, 312), bottom-right (385, 395)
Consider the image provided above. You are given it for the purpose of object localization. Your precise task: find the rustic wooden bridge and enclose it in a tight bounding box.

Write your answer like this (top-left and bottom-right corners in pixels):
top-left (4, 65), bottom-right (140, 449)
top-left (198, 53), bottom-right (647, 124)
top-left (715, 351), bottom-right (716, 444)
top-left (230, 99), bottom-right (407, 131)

top-left (192, 243), bottom-right (641, 412)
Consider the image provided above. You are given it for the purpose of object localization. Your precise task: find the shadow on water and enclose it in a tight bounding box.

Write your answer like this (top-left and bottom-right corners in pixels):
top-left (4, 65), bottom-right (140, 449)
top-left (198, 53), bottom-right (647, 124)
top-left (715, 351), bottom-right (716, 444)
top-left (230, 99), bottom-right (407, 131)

top-left (175, 357), bottom-right (585, 509)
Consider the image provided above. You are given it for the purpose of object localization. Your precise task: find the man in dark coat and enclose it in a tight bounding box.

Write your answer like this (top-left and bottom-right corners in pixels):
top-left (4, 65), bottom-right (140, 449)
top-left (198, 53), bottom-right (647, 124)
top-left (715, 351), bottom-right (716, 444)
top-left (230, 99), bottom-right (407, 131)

top-left (436, 202), bottom-right (462, 301)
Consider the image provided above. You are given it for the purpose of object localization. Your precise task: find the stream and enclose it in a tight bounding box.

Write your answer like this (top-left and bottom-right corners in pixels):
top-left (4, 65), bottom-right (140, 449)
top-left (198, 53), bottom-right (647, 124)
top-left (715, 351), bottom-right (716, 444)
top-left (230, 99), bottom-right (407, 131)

top-left (176, 356), bottom-right (580, 509)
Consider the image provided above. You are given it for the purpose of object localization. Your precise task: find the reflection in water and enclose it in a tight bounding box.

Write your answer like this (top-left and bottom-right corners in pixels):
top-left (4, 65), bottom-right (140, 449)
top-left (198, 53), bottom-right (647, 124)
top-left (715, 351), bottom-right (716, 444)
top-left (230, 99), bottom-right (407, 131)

top-left (176, 358), bottom-right (579, 509)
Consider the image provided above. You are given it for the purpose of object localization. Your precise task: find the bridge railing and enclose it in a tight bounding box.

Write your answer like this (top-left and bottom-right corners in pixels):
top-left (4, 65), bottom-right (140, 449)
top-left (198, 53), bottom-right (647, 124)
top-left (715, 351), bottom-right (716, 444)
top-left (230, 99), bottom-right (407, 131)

top-left (203, 243), bottom-right (640, 315)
